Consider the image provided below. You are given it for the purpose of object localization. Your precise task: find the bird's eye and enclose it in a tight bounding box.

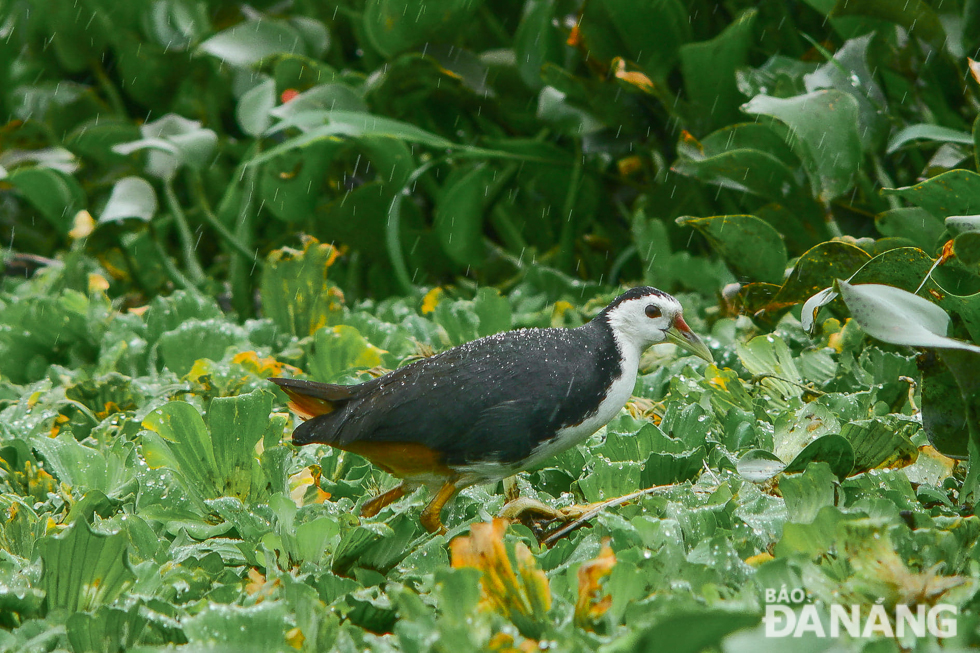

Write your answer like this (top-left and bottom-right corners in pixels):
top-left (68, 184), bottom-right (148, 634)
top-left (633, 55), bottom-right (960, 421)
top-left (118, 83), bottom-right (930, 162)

top-left (645, 304), bottom-right (662, 319)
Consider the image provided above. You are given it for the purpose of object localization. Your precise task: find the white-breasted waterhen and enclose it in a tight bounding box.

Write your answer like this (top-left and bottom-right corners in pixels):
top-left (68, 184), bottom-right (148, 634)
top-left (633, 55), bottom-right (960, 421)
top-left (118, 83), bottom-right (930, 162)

top-left (270, 286), bottom-right (713, 533)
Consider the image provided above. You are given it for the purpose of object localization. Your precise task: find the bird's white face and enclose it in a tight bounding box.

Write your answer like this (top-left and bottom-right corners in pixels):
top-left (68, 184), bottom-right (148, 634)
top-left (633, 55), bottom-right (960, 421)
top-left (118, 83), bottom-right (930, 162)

top-left (604, 291), bottom-right (713, 361)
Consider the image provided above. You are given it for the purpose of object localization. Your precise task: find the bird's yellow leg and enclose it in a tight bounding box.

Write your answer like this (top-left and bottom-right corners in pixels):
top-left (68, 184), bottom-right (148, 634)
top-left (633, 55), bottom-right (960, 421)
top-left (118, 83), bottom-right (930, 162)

top-left (361, 483), bottom-right (407, 518)
top-left (420, 479), bottom-right (459, 534)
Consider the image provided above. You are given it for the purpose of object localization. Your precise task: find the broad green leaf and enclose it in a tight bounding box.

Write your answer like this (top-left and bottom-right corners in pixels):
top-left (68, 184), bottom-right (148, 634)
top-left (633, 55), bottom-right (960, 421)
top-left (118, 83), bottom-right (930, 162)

top-left (600, 609), bottom-right (759, 653)
top-left (142, 401), bottom-right (220, 497)
top-left (783, 434), bottom-right (854, 479)
top-left (113, 114), bottom-right (218, 180)
top-left (98, 176), bottom-right (157, 223)
top-left (577, 0), bottom-right (692, 83)
top-left (767, 241), bottom-right (870, 311)
top-left (259, 239), bottom-right (345, 337)
top-left (38, 521), bottom-right (135, 613)
top-left (67, 605), bottom-right (148, 653)
top-left (742, 90), bottom-right (862, 201)
top-left (736, 449), bottom-right (785, 482)
top-left (434, 164), bottom-right (493, 266)
top-left (577, 457), bottom-right (643, 503)
top-left (310, 325), bottom-right (385, 382)
top-left (259, 140), bottom-right (344, 222)
top-left (830, 0), bottom-right (947, 50)
top-left (5, 167), bottom-right (86, 233)
top-left (875, 207), bottom-right (945, 249)
top-left (198, 19), bottom-right (307, 66)
top-left (473, 287), bottom-right (512, 336)
top-left (31, 435), bottom-right (136, 499)
top-left (881, 169), bottom-right (980, 219)
top-left (237, 78), bottom-right (277, 137)
top-left (183, 601), bottom-right (291, 649)
top-left (672, 149), bottom-right (802, 207)
top-left (514, 0), bottom-right (563, 89)
top-left (156, 318), bottom-right (247, 376)
top-left (208, 390), bottom-right (273, 500)
top-left (269, 83), bottom-right (367, 119)
top-left (887, 124), bottom-right (973, 153)
top-left (837, 281), bottom-right (980, 353)
top-left (679, 9), bottom-right (757, 128)
top-left (779, 462), bottom-right (837, 524)
top-left (947, 215), bottom-right (980, 235)
top-left (841, 418), bottom-right (918, 475)
top-left (363, 0), bottom-right (484, 58)
top-left (955, 232), bottom-right (980, 266)
top-left (676, 215), bottom-right (787, 283)
top-left (736, 334), bottom-right (802, 402)
top-left (920, 350), bottom-right (971, 459)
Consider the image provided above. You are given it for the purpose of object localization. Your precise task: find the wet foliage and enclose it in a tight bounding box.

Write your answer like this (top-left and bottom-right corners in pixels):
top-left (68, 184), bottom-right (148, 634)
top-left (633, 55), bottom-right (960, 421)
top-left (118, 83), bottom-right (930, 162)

top-left (3, 0), bottom-right (980, 650)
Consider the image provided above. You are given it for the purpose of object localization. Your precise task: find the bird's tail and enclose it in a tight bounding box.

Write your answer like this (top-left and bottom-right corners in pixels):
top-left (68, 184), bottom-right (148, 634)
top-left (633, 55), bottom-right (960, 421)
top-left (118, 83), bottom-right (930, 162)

top-left (268, 377), bottom-right (356, 421)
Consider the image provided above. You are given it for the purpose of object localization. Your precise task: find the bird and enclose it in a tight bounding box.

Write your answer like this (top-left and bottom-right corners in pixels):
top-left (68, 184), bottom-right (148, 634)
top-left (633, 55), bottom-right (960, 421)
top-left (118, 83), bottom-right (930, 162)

top-left (270, 286), bottom-right (713, 533)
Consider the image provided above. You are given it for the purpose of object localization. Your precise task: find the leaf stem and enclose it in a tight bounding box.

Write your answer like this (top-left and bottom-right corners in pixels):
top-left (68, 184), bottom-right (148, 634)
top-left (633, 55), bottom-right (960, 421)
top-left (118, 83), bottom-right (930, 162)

top-left (556, 137), bottom-right (583, 272)
top-left (163, 178), bottom-right (206, 285)
top-left (187, 170), bottom-right (262, 267)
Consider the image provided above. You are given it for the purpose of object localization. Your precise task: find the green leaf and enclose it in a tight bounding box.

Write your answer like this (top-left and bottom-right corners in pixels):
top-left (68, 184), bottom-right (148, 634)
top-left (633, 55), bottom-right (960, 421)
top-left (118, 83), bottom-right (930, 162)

top-left (676, 215), bottom-right (787, 283)
top-left (577, 457), bottom-right (643, 503)
top-left (434, 164), bottom-right (493, 266)
top-left (38, 521), bottom-right (135, 613)
top-left (741, 90), bottom-right (862, 201)
top-left (841, 418), bottom-right (919, 475)
top-left (113, 114), bottom-right (218, 180)
top-left (672, 148), bottom-right (802, 207)
top-left (156, 318), bottom-right (247, 376)
top-left (363, 0), bottom-right (484, 58)
top-left (310, 325), bottom-right (385, 382)
top-left (237, 78), bottom-right (277, 137)
top-left (198, 19), bottom-right (307, 66)
top-left (183, 601), bottom-right (291, 649)
top-left (919, 350), bottom-right (972, 459)
top-left (473, 287), bottom-right (512, 336)
top-left (679, 9), bottom-right (757, 127)
top-left (514, 0), bottom-right (563, 89)
top-left (98, 176), bottom-right (157, 223)
top-left (887, 124), bottom-right (974, 154)
top-left (67, 605), bottom-right (148, 653)
top-left (837, 281), bottom-right (980, 353)
top-left (736, 449), bottom-right (785, 482)
top-left (260, 239), bottom-right (345, 337)
top-left (830, 0), bottom-right (946, 50)
top-left (875, 207), bottom-right (945, 249)
top-left (578, 0), bottom-right (692, 82)
top-left (142, 401), bottom-right (220, 497)
top-left (600, 609), bottom-right (758, 653)
top-left (767, 241), bottom-right (870, 310)
top-left (955, 232), bottom-right (980, 267)
top-left (736, 334), bottom-right (803, 402)
top-left (783, 434), bottom-right (855, 479)
top-left (5, 166), bottom-right (86, 233)
top-left (881, 169), bottom-right (980, 219)
top-left (208, 390), bottom-right (273, 500)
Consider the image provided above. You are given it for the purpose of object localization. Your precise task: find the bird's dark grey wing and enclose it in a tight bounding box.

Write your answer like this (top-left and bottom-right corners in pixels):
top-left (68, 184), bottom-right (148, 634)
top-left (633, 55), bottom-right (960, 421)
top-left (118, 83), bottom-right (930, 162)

top-left (453, 399), bottom-right (538, 464)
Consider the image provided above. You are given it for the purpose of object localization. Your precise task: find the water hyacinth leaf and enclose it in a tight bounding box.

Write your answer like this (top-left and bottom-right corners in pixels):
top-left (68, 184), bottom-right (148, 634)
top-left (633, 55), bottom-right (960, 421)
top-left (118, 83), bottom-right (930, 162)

top-left (955, 233), bottom-right (980, 266)
top-left (742, 90), bottom-right (862, 201)
top-left (676, 215), bottom-right (787, 283)
top-left (236, 78), bottom-right (277, 137)
top-left (837, 281), bottom-right (980, 353)
top-left (767, 241), bottom-right (870, 312)
top-left (642, 448), bottom-right (704, 486)
top-left (5, 167), bottom-right (85, 233)
top-left (113, 114), bottom-right (218, 180)
top-left (736, 449), bottom-right (785, 482)
top-left (513, 0), bottom-right (563, 89)
top-left (577, 458), bottom-right (643, 503)
top-left (38, 521), bottom-right (135, 613)
top-left (183, 601), bottom-right (291, 649)
top-left (881, 170), bottom-right (980, 218)
top-left (830, 0), bottom-right (947, 49)
top-left (782, 434), bottom-right (855, 479)
top-left (434, 164), bottom-right (494, 267)
top-left (779, 462), bottom-right (837, 523)
top-left (577, 0), bottom-right (692, 83)
top-left (671, 148), bottom-right (801, 206)
top-left (919, 350), bottom-right (971, 459)
top-left (679, 9), bottom-right (757, 128)
top-left (601, 609), bottom-right (759, 653)
top-left (736, 334), bottom-right (802, 402)
top-left (31, 435), bottom-right (136, 499)
top-left (875, 207), bottom-right (945, 249)
top-left (947, 215), bottom-right (980, 235)
top-left (887, 124), bottom-right (974, 154)
top-left (473, 287), bottom-right (512, 336)
top-left (198, 19), bottom-right (307, 66)
top-left (99, 177), bottom-right (158, 223)
top-left (363, 0), bottom-right (483, 58)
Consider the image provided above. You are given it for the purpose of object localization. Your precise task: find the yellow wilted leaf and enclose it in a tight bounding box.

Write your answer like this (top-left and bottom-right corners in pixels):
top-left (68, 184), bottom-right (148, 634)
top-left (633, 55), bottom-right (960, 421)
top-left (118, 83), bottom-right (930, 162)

top-left (451, 519), bottom-right (551, 636)
top-left (421, 287), bottom-right (443, 314)
top-left (744, 552), bottom-right (774, 567)
top-left (285, 627), bottom-right (305, 649)
top-left (232, 351), bottom-right (302, 378)
top-left (574, 540), bottom-right (616, 630)
top-left (612, 58), bottom-right (654, 94)
top-left (69, 210), bottom-right (95, 239)
top-left (87, 273), bottom-right (110, 293)
top-left (288, 466), bottom-right (330, 507)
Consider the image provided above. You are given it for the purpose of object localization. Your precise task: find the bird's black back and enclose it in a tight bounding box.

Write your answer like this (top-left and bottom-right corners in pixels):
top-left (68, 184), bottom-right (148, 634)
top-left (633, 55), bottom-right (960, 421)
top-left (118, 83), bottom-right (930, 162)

top-left (293, 318), bottom-right (623, 466)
